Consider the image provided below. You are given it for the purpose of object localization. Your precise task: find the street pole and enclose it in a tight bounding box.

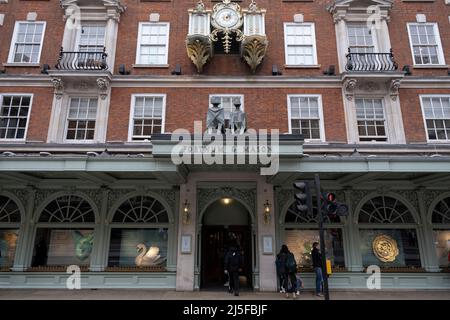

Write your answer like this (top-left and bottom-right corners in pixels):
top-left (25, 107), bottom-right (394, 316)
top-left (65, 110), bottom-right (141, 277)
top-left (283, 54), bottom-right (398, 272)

top-left (314, 174), bottom-right (330, 300)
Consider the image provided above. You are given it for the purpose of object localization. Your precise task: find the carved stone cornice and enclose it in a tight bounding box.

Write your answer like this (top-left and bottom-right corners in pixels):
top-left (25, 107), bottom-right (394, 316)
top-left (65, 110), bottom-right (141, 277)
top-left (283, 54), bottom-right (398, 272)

top-left (241, 35), bottom-right (268, 73)
top-left (61, 0), bottom-right (126, 21)
top-left (327, 0), bottom-right (393, 24)
top-left (186, 35), bottom-right (213, 74)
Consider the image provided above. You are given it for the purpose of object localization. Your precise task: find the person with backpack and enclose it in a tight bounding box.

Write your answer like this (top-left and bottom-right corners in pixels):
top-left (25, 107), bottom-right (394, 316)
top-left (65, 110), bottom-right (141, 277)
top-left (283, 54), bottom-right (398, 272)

top-left (224, 241), bottom-right (243, 296)
top-left (277, 245), bottom-right (297, 299)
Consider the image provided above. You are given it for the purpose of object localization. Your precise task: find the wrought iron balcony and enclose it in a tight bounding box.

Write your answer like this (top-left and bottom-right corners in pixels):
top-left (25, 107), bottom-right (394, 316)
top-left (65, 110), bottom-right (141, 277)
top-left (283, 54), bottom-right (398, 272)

top-left (345, 49), bottom-right (398, 72)
top-left (55, 47), bottom-right (108, 71)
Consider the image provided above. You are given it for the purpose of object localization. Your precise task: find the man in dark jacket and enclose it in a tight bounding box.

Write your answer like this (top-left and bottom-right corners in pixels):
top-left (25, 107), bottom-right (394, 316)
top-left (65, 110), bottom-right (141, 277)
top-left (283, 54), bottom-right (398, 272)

top-left (224, 242), bottom-right (243, 296)
top-left (312, 242), bottom-right (323, 297)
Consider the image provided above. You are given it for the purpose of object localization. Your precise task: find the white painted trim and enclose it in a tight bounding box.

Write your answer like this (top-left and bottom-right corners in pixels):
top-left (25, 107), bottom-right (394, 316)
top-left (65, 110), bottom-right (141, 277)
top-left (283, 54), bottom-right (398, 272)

top-left (287, 94), bottom-right (326, 143)
top-left (353, 96), bottom-right (389, 144)
top-left (283, 22), bottom-right (318, 66)
top-left (0, 93), bottom-right (34, 142)
top-left (407, 22), bottom-right (446, 66)
top-left (7, 21), bottom-right (46, 64)
top-left (136, 22), bottom-right (170, 65)
top-left (128, 94), bottom-right (167, 142)
top-left (62, 96), bottom-right (101, 144)
top-left (419, 94), bottom-right (450, 143)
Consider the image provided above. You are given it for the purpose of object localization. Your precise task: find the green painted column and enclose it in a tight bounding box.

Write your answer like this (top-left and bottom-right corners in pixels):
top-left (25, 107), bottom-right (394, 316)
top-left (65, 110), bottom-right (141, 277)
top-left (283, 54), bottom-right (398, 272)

top-left (343, 189), bottom-right (363, 272)
top-left (89, 188), bottom-right (109, 272)
top-left (416, 190), bottom-right (440, 272)
top-left (12, 187), bottom-right (36, 271)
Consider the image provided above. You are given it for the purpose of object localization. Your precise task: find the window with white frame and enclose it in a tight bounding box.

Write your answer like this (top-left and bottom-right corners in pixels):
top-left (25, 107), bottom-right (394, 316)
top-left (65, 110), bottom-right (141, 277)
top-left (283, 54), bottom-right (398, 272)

top-left (407, 23), bottom-right (445, 65)
top-left (347, 24), bottom-right (375, 53)
top-left (65, 97), bottom-right (98, 141)
top-left (136, 23), bottom-right (170, 65)
top-left (288, 95), bottom-right (324, 141)
top-left (355, 98), bottom-right (387, 142)
top-left (8, 22), bottom-right (46, 63)
top-left (130, 95), bottom-right (165, 141)
top-left (420, 96), bottom-right (450, 141)
top-left (284, 23), bottom-right (317, 66)
top-left (0, 95), bottom-right (32, 140)
top-left (78, 24), bottom-right (106, 52)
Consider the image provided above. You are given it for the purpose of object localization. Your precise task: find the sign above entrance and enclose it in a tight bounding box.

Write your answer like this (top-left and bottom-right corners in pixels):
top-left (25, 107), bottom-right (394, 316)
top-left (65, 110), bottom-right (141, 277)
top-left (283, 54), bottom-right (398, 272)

top-left (151, 129), bottom-right (304, 176)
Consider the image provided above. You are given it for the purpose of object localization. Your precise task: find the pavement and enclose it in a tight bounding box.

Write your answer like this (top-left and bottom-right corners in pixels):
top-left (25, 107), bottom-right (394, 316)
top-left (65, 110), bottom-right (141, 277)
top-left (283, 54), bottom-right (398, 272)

top-left (0, 289), bottom-right (449, 300)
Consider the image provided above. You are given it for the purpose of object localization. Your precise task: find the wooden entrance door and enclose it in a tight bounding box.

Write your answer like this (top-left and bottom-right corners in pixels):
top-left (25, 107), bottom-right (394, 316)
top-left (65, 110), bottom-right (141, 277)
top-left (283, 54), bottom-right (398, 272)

top-left (201, 225), bottom-right (252, 289)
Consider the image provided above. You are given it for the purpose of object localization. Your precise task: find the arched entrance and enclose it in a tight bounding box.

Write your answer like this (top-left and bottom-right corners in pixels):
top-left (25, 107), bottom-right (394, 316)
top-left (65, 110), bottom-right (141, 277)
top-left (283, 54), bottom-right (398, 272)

top-left (200, 198), bottom-right (253, 289)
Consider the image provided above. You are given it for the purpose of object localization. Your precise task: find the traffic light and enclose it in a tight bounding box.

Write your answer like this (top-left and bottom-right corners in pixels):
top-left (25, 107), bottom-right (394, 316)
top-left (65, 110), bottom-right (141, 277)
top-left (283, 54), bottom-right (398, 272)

top-left (323, 192), bottom-right (349, 216)
top-left (293, 181), bottom-right (312, 214)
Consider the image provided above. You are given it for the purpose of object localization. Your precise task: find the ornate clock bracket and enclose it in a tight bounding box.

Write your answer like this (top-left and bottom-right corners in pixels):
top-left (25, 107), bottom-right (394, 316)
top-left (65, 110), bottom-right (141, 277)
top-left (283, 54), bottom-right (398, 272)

top-left (186, 1), bottom-right (213, 73)
top-left (186, 0), bottom-right (268, 74)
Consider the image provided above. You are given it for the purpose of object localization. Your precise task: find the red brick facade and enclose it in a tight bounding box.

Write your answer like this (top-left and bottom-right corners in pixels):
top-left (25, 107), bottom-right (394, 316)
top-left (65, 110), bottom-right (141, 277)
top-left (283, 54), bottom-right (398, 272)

top-left (0, 0), bottom-right (449, 145)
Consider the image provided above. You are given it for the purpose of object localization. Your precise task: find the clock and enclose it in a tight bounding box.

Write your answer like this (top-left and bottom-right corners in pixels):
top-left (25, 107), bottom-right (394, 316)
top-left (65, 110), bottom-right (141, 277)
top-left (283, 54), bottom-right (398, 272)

top-left (215, 7), bottom-right (240, 29)
top-left (211, 0), bottom-right (243, 31)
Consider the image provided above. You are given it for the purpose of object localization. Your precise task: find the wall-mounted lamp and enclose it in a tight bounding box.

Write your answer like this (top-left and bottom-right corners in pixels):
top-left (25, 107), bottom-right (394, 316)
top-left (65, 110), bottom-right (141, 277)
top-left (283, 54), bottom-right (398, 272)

top-left (182, 199), bottom-right (190, 224)
top-left (263, 200), bottom-right (271, 224)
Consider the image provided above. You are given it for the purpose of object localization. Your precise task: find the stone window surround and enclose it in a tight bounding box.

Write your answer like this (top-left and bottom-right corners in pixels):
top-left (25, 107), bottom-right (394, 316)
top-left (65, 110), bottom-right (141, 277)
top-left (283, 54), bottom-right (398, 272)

top-left (47, 91), bottom-right (110, 144)
top-left (60, 7), bottom-right (122, 73)
top-left (332, 12), bottom-right (392, 73)
top-left (343, 92), bottom-right (406, 145)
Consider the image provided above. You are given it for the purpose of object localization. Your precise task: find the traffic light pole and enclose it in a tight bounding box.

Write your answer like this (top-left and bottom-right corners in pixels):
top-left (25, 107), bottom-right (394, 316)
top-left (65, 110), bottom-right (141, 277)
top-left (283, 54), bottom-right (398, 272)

top-left (314, 174), bottom-right (330, 300)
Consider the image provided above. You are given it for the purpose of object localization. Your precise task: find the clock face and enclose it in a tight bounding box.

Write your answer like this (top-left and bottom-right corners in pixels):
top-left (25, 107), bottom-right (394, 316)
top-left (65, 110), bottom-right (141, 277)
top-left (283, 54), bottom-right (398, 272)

top-left (215, 8), bottom-right (240, 29)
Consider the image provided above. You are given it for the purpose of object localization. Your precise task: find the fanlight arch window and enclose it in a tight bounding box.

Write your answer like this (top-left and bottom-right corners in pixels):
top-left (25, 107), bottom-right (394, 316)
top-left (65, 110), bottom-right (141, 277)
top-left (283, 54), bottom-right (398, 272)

top-left (431, 197), bottom-right (450, 224)
top-left (0, 195), bottom-right (21, 223)
top-left (285, 198), bottom-right (341, 224)
top-left (112, 195), bottom-right (169, 223)
top-left (39, 195), bottom-right (95, 223)
top-left (108, 195), bottom-right (170, 269)
top-left (358, 196), bottom-right (415, 224)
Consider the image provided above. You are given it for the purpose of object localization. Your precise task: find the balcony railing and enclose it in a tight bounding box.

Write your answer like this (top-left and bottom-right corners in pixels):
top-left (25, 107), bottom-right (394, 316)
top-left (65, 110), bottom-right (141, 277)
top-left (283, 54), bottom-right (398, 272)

top-left (55, 47), bottom-right (108, 71)
top-left (345, 49), bottom-right (398, 72)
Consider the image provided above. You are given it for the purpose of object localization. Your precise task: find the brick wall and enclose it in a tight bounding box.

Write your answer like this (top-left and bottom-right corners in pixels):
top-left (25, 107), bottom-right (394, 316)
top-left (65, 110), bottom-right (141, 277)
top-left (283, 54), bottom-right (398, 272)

top-left (107, 87), bottom-right (347, 142)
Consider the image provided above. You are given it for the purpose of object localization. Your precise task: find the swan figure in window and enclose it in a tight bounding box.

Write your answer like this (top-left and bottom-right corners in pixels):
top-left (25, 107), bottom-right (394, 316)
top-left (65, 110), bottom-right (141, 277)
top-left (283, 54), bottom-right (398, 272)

top-left (135, 243), bottom-right (166, 267)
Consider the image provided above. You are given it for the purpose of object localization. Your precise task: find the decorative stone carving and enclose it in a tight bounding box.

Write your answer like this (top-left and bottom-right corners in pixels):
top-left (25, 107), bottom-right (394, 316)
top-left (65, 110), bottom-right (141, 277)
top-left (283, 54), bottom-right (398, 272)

top-left (229, 97), bottom-right (247, 134)
top-left (421, 190), bottom-right (444, 211)
top-left (390, 79), bottom-right (401, 101)
top-left (396, 190), bottom-right (419, 213)
top-left (51, 78), bottom-right (64, 99)
top-left (96, 77), bottom-right (109, 100)
top-left (152, 189), bottom-right (177, 214)
top-left (206, 97), bottom-right (225, 134)
top-left (344, 78), bottom-right (357, 100)
top-left (198, 187), bottom-right (256, 218)
top-left (360, 81), bottom-right (379, 92)
top-left (186, 36), bottom-right (212, 73)
top-left (242, 35), bottom-right (268, 73)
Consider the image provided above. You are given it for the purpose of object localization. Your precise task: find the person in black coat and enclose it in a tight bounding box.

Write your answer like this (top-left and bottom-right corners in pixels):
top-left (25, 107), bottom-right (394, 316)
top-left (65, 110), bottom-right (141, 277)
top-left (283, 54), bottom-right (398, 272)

top-left (311, 242), bottom-right (324, 297)
top-left (276, 245), bottom-right (297, 299)
top-left (224, 242), bottom-right (243, 296)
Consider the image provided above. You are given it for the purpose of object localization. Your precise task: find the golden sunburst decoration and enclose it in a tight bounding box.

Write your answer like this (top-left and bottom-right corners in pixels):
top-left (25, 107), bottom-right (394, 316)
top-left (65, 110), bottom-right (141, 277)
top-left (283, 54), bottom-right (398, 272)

top-left (372, 234), bottom-right (399, 263)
